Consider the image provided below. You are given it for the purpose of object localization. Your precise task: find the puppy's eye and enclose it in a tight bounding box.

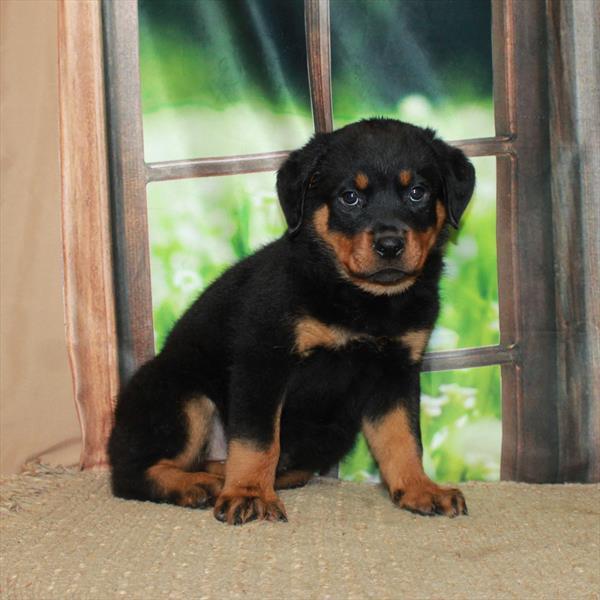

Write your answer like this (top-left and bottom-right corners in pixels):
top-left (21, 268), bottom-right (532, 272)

top-left (409, 185), bottom-right (426, 202)
top-left (339, 190), bottom-right (360, 207)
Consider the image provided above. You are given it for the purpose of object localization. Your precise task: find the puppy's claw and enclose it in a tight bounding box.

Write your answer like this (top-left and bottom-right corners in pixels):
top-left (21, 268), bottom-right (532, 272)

top-left (392, 484), bottom-right (467, 518)
top-left (214, 495), bottom-right (287, 525)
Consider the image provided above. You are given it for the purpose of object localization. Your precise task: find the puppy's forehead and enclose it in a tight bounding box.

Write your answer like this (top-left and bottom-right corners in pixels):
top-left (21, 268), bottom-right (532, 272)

top-left (325, 125), bottom-right (437, 178)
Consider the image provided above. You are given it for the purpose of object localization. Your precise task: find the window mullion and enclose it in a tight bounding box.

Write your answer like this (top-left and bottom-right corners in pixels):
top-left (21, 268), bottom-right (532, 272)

top-left (422, 345), bottom-right (518, 373)
top-left (304, 0), bottom-right (334, 132)
top-left (103, 0), bottom-right (155, 382)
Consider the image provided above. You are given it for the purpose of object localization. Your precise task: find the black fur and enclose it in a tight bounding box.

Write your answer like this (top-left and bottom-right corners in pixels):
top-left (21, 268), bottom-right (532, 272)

top-left (109, 119), bottom-right (475, 518)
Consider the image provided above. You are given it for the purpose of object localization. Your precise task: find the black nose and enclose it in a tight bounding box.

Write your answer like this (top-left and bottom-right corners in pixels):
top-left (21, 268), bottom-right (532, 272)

top-left (373, 235), bottom-right (404, 258)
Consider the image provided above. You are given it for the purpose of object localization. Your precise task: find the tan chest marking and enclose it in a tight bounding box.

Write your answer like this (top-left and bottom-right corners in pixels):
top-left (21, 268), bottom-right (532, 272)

top-left (294, 316), bottom-right (361, 355)
top-left (398, 329), bottom-right (431, 363)
top-left (295, 317), bottom-right (431, 360)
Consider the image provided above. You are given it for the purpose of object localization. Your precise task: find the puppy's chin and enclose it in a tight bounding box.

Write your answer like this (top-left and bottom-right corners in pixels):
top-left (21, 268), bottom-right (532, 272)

top-left (344, 267), bottom-right (417, 296)
top-left (363, 268), bottom-right (410, 285)
top-left (349, 267), bottom-right (416, 286)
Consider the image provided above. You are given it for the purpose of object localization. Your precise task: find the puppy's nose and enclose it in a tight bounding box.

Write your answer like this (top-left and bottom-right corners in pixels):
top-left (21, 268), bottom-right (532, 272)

top-left (373, 235), bottom-right (404, 258)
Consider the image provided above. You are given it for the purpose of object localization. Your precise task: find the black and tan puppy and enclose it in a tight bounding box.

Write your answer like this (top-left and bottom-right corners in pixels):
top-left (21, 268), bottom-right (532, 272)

top-left (109, 118), bottom-right (475, 524)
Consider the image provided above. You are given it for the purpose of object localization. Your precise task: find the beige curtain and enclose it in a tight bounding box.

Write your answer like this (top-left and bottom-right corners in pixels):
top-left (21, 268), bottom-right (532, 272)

top-left (0, 0), bottom-right (80, 473)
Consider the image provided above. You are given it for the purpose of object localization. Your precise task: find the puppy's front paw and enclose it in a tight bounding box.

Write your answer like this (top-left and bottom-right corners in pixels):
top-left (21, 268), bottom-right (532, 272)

top-left (213, 492), bottom-right (288, 525)
top-left (392, 483), bottom-right (467, 518)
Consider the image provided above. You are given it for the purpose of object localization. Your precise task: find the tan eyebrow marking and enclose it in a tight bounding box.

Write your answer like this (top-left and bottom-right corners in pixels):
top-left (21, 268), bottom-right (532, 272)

top-left (399, 170), bottom-right (412, 186)
top-left (354, 171), bottom-right (369, 190)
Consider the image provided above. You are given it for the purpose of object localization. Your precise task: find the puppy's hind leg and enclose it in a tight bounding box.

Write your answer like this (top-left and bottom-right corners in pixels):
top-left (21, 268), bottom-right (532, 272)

top-left (110, 361), bottom-right (224, 509)
top-left (145, 396), bottom-right (224, 508)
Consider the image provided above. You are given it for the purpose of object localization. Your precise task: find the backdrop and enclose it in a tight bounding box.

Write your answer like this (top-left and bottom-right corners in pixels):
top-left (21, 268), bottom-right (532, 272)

top-left (0, 0), bottom-right (501, 480)
top-left (140, 0), bottom-right (500, 483)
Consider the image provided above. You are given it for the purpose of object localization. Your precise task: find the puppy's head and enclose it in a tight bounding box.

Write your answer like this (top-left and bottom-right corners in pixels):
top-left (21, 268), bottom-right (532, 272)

top-left (277, 119), bottom-right (475, 295)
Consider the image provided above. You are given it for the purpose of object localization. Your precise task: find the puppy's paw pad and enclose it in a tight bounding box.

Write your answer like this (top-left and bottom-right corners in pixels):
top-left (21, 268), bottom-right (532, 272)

top-left (393, 485), bottom-right (467, 518)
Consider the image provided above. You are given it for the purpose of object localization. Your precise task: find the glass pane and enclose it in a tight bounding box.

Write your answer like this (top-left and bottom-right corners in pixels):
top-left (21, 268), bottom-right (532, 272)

top-left (340, 366), bottom-right (502, 483)
top-left (330, 0), bottom-right (494, 139)
top-left (138, 0), bottom-right (313, 161)
top-left (429, 156), bottom-right (499, 352)
top-left (147, 173), bottom-right (284, 350)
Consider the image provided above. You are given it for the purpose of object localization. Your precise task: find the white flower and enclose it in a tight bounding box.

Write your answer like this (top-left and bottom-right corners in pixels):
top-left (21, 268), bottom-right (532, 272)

top-left (173, 269), bottom-right (202, 294)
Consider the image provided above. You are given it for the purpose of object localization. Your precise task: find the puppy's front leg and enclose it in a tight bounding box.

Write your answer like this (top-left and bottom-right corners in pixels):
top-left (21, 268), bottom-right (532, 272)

top-left (214, 361), bottom-right (287, 525)
top-left (363, 377), bottom-right (467, 518)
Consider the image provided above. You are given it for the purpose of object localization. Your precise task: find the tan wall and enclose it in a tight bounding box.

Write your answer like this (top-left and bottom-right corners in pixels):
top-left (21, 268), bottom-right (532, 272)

top-left (0, 0), bottom-right (81, 473)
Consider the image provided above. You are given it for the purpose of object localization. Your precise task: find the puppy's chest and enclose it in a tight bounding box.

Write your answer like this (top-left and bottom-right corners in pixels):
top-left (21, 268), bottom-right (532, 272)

top-left (293, 316), bottom-right (430, 364)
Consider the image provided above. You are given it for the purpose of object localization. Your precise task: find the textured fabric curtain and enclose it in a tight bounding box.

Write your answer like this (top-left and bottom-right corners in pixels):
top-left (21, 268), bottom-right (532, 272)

top-left (1, 0), bottom-right (80, 474)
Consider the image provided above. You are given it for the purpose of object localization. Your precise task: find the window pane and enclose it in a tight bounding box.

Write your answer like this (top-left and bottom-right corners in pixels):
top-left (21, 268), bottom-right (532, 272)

top-left (147, 173), bottom-right (284, 350)
top-left (330, 0), bottom-right (494, 139)
top-left (429, 157), bottom-right (499, 352)
top-left (340, 366), bottom-right (502, 483)
top-left (139, 0), bottom-right (313, 161)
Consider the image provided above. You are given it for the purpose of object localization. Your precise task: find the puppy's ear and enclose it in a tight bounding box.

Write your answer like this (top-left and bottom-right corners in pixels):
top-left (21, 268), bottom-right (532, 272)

top-left (430, 136), bottom-right (476, 229)
top-left (276, 133), bottom-right (329, 235)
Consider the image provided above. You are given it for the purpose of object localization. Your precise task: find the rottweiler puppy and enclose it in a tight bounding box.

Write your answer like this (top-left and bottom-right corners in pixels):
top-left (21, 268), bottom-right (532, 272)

top-left (109, 118), bottom-right (475, 524)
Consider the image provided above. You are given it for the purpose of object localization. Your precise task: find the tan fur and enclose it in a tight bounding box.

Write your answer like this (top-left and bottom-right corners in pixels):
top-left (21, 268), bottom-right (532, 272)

top-left (294, 316), bottom-right (361, 355)
top-left (213, 406), bottom-right (288, 523)
top-left (354, 171), bottom-right (369, 190)
top-left (363, 406), bottom-right (465, 515)
top-left (178, 396), bottom-right (216, 468)
top-left (403, 201), bottom-right (447, 272)
top-left (353, 277), bottom-right (417, 296)
top-left (146, 461), bottom-right (223, 506)
top-left (399, 329), bottom-right (431, 362)
top-left (313, 206), bottom-right (412, 295)
top-left (274, 470), bottom-right (313, 490)
top-left (399, 169), bottom-right (412, 186)
top-left (313, 206), bottom-right (376, 274)
top-left (203, 460), bottom-right (226, 477)
top-left (363, 407), bottom-right (426, 491)
top-left (220, 405), bottom-right (282, 500)
top-left (204, 462), bottom-right (313, 491)
top-left (312, 201), bottom-right (447, 297)
top-left (145, 396), bottom-right (222, 505)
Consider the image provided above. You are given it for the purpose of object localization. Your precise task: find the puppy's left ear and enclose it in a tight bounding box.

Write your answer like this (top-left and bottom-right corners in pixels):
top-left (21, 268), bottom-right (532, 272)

top-left (276, 133), bottom-right (329, 236)
top-left (431, 136), bottom-right (476, 229)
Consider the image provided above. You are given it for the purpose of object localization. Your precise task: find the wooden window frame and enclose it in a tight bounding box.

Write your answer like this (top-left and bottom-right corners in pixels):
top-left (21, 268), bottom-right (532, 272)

top-left (58, 0), bottom-right (599, 481)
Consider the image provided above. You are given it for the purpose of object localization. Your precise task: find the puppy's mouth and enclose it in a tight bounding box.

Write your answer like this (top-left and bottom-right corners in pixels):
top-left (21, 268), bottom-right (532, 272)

top-left (349, 268), bottom-right (415, 285)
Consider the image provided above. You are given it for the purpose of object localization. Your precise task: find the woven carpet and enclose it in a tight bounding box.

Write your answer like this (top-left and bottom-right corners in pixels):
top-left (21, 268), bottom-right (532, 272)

top-left (1, 466), bottom-right (599, 599)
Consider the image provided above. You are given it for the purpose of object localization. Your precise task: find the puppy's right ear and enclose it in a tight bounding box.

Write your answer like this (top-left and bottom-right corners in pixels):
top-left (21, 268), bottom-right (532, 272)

top-left (276, 133), bottom-right (329, 236)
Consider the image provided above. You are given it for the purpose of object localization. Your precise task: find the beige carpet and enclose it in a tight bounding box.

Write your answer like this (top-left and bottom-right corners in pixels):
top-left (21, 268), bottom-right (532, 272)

top-left (1, 466), bottom-right (599, 600)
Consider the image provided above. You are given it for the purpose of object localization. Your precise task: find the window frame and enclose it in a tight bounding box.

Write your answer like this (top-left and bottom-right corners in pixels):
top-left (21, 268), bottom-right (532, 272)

top-left (58, 0), bottom-right (599, 481)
